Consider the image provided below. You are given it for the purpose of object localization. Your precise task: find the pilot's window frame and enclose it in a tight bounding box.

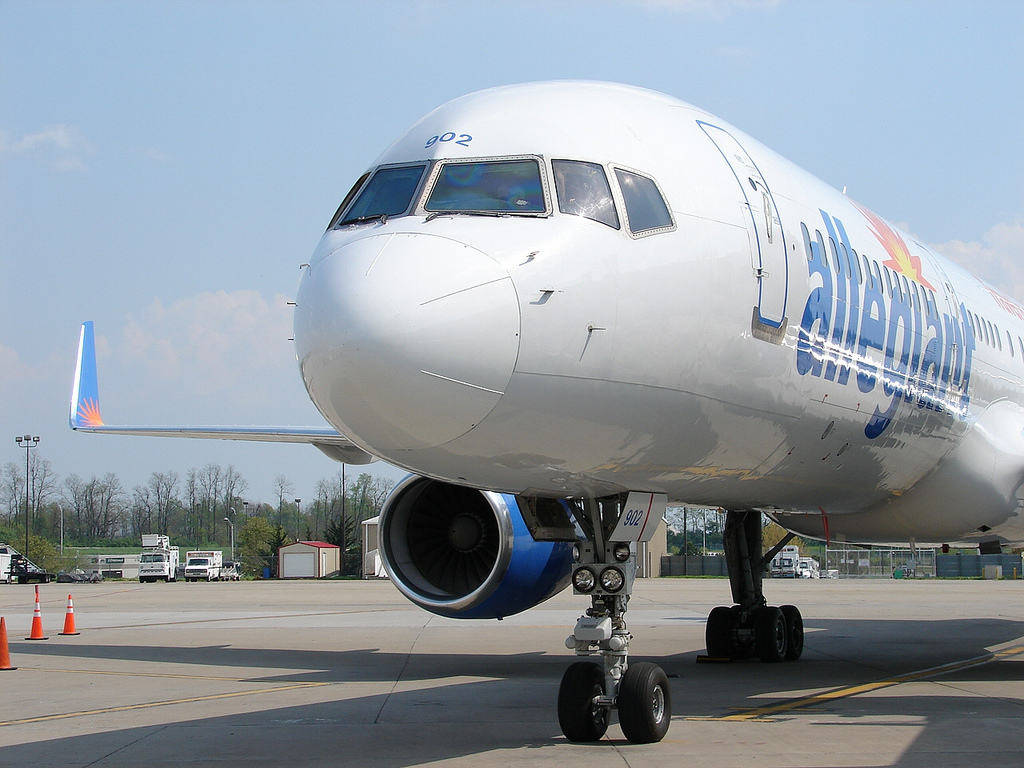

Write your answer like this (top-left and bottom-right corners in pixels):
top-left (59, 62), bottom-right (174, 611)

top-left (610, 165), bottom-right (676, 238)
top-left (551, 159), bottom-right (620, 230)
top-left (332, 162), bottom-right (430, 228)
top-left (417, 154), bottom-right (551, 217)
top-left (326, 171), bottom-right (371, 230)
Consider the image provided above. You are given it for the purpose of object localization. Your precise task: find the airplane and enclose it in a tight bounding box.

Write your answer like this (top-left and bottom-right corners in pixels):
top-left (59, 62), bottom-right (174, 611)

top-left (70, 80), bottom-right (1024, 744)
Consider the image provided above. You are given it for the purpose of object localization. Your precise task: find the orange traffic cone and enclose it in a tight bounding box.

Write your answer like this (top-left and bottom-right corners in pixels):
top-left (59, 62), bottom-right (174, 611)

top-left (0, 617), bottom-right (16, 670)
top-left (59, 594), bottom-right (80, 636)
top-left (25, 584), bottom-right (48, 640)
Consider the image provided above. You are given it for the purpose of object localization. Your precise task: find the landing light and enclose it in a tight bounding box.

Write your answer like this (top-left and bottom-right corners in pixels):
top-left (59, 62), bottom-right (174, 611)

top-left (599, 567), bottom-right (625, 593)
top-left (573, 567), bottom-right (596, 593)
top-left (613, 542), bottom-right (631, 562)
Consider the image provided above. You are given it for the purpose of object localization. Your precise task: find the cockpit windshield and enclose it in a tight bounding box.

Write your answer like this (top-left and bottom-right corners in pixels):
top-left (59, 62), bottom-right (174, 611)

top-left (425, 159), bottom-right (545, 214)
top-left (335, 164), bottom-right (426, 226)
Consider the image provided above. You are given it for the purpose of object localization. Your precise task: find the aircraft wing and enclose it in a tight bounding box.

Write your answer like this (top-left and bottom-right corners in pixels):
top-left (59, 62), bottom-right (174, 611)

top-left (69, 321), bottom-right (375, 464)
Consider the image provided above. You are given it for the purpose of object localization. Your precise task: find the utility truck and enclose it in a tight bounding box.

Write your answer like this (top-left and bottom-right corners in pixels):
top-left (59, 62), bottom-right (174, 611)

top-left (798, 556), bottom-right (821, 579)
top-left (769, 545), bottom-right (801, 578)
top-left (184, 550), bottom-right (222, 581)
top-left (138, 534), bottom-right (179, 583)
top-left (1, 543), bottom-right (54, 584)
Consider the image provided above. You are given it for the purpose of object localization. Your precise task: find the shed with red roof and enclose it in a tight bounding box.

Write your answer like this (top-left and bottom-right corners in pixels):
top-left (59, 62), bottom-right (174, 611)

top-left (278, 540), bottom-right (340, 578)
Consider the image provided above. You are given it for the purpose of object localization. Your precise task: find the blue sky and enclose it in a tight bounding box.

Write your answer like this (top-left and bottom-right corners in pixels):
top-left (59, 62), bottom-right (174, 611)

top-left (3, 0), bottom-right (1023, 502)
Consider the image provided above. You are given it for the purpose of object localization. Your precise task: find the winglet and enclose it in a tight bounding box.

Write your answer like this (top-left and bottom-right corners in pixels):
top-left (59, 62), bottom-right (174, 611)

top-left (69, 321), bottom-right (104, 429)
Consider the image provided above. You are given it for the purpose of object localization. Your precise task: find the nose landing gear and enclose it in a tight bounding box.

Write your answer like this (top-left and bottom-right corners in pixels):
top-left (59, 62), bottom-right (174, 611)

top-left (558, 496), bottom-right (672, 744)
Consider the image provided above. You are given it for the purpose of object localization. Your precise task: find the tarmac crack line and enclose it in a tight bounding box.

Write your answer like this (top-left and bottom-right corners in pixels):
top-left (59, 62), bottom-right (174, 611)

top-left (16, 666), bottom-right (310, 683)
top-left (0, 681), bottom-right (330, 727)
top-left (701, 641), bottom-right (1024, 722)
top-left (81, 724), bottom-right (170, 768)
top-left (373, 616), bottom-right (433, 724)
top-left (74, 608), bottom-right (386, 630)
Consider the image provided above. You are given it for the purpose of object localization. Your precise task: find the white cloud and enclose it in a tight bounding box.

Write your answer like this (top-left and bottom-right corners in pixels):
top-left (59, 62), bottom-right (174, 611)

top-left (0, 124), bottom-right (92, 171)
top-left (932, 222), bottom-right (1024, 302)
top-left (119, 290), bottom-right (296, 400)
top-left (0, 343), bottom-right (33, 384)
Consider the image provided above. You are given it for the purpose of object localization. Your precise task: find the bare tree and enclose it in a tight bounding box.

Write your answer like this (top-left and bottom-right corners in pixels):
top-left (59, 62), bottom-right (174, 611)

top-left (273, 474), bottom-right (294, 529)
top-left (130, 483), bottom-right (154, 536)
top-left (199, 464), bottom-right (223, 542)
top-left (1, 462), bottom-right (23, 525)
top-left (221, 464), bottom-right (247, 532)
top-left (29, 455), bottom-right (57, 530)
top-left (184, 468), bottom-right (199, 546)
top-left (150, 471), bottom-right (179, 534)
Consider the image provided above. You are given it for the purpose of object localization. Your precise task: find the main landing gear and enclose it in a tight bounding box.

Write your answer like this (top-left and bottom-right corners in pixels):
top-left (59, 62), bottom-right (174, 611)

top-left (558, 497), bottom-right (672, 743)
top-left (705, 510), bottom-right (804, 662)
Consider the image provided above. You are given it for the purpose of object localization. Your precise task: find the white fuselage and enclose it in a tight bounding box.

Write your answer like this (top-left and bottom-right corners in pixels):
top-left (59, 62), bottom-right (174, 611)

top-left (294, 81), bottom-right (1024, 548)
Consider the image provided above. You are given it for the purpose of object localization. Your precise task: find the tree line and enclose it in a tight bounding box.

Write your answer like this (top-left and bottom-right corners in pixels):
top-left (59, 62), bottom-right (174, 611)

top-left (0, 454), bottom-right (394, 577)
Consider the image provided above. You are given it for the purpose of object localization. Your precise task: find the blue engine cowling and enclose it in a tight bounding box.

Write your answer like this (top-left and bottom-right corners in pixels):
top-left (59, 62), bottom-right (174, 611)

top-left (378, 476), bottom-right (574, 619)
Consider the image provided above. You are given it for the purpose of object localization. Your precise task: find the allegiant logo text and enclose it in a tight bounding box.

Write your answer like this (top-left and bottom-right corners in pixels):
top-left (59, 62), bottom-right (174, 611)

top-left (795, 209), bottom-right (975, 439)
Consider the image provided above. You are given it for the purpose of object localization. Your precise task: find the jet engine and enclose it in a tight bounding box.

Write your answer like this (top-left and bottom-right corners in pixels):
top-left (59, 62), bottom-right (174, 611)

top-left (378, 476), bottom-right (574, 619)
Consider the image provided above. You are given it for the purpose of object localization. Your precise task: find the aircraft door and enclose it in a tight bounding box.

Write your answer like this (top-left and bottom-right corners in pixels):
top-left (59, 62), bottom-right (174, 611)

top-left (698, 122), bottom-right (788, 332)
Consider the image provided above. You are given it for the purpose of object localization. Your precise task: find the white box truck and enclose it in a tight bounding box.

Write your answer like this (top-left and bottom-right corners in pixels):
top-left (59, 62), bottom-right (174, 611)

top-left (139, 534), bottom-right (179, 583)
top-left (184, 550), bottom-right (223, 581)
top-left (770, 545), bottom-right (801, 578)
top-left (0, 543), bottom-right (13, 584)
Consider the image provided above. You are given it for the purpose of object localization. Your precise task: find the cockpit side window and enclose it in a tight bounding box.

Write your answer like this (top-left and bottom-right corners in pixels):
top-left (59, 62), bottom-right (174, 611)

top-left (552, 160), bottom-right (619, 229)
top-left (327, 172), bottom-right (370, 230)
top-left (425, 159), bottom-right (545, 213)
top-left (335, 164), bottom-right (427, 226)
top-left (614, 168), bottom-right (673, 234)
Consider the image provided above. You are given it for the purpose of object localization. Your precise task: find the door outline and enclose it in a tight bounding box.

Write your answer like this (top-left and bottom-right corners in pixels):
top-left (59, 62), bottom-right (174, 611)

top-left (697, 121), bottom-right (789, 330)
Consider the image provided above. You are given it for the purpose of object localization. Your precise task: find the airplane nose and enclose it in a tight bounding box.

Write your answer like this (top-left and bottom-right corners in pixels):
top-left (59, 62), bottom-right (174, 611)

top-left (295, 233), bottom-right (520, 452)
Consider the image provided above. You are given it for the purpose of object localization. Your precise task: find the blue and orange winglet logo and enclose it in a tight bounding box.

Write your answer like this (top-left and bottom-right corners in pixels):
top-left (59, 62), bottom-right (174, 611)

top-left (70, 321), bottom-right (104, 428)
top-left (853, 201), bottom-right (935, 291)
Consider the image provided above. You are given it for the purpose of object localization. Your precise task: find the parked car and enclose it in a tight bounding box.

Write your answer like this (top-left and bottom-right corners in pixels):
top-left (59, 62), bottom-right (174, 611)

top-left (56, 568), bottom-right (102, 583)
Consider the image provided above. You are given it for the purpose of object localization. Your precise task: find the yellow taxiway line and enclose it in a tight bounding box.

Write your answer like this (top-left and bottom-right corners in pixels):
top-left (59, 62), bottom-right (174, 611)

top-left (707, 642), bottom-right (1024, 722)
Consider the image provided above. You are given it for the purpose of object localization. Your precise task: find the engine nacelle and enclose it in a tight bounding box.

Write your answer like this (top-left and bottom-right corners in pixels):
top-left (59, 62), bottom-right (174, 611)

top-left (379, 476), bottom-right (574, 619)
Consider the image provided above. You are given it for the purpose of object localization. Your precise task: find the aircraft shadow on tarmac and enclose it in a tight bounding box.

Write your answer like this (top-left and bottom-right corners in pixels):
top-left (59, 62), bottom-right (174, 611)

top-left (4, 617), bottom-right (1024, 766)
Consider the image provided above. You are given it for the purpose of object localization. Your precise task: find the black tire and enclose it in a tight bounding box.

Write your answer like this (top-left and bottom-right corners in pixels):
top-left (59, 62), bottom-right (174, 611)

top-left (754, 606), bottom-right (787, 662)
top-left (705, 606), bottom-right (735, 657)
top-left (558, 661), bottom-right (609, 742)
top-left (780, 605), bottom-right (804, 661)
top-left (617, 662), bottom-right (671, 743)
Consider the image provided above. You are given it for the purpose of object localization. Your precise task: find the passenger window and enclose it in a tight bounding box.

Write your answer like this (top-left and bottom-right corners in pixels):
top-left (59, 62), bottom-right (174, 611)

top-left (552, 160), bottom-right (619, 229)
top-left (861, 254), bottom-right (871, 287)
top-left (995, 324), bottom-right (1003, 351)
top-left (614, 168), bottom-right (673, 234)
top-left (1018, 337), bottom-right (1024, 359)
top-left (327, 172), bottom-right (370, 229)
top-left (1008, 331), bottom-right (1014, 357)
top-left (900, 275), bottom-right (910, 301)
top-left (829, 237), bottom-right (842, 275)
top-left (850, 246), bottom-right (863, 284)
top-left (337, 164), bottom-right (426, 225)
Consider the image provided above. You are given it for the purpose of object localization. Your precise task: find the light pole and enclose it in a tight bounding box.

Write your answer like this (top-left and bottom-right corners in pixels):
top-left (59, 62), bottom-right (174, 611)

top-left (224, 513), bottom-right (235, 563)
top-left (294, 498), bottom-right (301, 540)
top-left (14, 434), bottom-right (39, 558)
top-left (58, 503), bottom-right (64, 555)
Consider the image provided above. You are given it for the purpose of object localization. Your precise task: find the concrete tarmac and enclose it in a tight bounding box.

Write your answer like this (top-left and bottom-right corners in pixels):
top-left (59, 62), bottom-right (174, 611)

top-left (1, 578), bottom-right (1023, 767)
